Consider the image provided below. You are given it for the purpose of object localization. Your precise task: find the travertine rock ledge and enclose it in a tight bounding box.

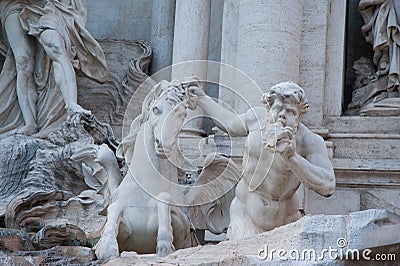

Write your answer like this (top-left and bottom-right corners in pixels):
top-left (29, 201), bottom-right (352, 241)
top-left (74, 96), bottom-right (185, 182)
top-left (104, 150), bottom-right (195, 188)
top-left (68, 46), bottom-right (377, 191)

top-left (104, 209), bottom-right (400, 266)
top-left (1, 209), bottom-right (399, 265)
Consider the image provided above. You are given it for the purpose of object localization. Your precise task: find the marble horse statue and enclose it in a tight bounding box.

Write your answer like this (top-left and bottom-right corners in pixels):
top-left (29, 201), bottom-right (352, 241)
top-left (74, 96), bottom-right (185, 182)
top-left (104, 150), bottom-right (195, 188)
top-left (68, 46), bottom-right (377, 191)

top-left (95, 78), bottom-right (240, 260)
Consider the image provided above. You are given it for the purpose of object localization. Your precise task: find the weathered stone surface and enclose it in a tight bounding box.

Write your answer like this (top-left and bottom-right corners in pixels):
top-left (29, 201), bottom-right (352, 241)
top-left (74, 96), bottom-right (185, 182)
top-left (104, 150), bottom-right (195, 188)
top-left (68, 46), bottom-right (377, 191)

top-left (0, 246), bottom-right (95, 265)
top-left (0, 228), bottom-right (33, 252)
top-left (103, 209), bottom-right (400, 265)
top-left (360, 191), bottom-right (400, 215)
top-left (0, 113), bottom-right (115, 245)
top-left (32, 224), bottom-right (87, 250)
top-left (86, 0), bottom-right (152, 41)
top-left (0, 136), bottom-right (40, 218)
top-left (77, 40), bottom-right (152, 140)
top-left (299, 1), bottom-right (329, 127)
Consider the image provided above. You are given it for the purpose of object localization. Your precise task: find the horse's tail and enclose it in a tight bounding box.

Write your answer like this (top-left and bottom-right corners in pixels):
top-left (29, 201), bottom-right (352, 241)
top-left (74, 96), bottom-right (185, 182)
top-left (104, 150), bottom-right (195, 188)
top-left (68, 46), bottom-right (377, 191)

top-left (185, 153), bottom-right (241, 234)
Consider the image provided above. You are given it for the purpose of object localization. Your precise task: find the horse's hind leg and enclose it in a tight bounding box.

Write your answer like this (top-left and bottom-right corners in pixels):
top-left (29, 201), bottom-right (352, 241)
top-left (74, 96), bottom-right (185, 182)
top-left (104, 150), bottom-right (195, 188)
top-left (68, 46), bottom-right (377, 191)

top-left (95, 202), bottom-right (122, 260)
top-left (156, 192), bottom-right (175, 257)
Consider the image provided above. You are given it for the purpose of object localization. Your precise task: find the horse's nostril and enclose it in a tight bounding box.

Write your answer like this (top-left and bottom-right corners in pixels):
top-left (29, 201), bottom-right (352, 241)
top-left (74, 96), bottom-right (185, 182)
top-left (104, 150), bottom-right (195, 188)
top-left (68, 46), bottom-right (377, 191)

top-left (155, 138), bottom-right (161, 147)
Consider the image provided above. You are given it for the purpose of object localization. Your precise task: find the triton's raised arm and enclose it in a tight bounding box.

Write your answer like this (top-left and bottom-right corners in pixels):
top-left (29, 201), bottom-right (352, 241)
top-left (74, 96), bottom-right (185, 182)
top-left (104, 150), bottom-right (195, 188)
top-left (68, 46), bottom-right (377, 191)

top-left (189, 86), bottom-right (248, 137)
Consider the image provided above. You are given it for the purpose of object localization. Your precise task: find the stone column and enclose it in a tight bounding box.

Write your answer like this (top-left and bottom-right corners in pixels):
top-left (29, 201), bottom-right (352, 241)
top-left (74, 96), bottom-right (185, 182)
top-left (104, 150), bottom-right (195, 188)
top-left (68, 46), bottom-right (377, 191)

top-left (220, 0), bottom-right (303, 110)
top-left (219, 0), bottom-right (241, 111)
top-left (150, 0), bottom-right (176, 76)
top-left (172, 0), bottom-right (211, 136)
top-left (172, 0), bottom-right (211, 79)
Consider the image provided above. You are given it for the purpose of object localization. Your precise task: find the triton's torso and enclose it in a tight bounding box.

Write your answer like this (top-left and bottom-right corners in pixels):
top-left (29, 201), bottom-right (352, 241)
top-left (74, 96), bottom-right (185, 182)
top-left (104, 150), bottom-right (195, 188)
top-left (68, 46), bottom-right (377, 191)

top-left (231, 107), bottom-right (303, 234)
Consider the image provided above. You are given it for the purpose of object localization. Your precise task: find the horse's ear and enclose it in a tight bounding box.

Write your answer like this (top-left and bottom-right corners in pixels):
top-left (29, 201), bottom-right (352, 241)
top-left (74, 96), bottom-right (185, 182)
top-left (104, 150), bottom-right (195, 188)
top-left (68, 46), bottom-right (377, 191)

top-left (153, 81), bottom-right (166, 98)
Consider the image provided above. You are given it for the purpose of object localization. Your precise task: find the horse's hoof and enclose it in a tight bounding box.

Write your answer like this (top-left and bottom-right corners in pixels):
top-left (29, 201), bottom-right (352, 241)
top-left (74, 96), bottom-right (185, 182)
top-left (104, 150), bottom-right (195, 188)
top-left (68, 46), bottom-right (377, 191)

top-left (95, 236), bottom-right (119, 261)
top-left (156, 241), bottom-right (175, 257)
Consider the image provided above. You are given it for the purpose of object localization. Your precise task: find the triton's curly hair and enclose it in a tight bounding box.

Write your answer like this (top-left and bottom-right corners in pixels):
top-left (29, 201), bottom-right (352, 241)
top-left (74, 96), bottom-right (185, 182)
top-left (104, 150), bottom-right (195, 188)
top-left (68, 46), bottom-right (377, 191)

top-left (261, 81), bottom-right (309, 117)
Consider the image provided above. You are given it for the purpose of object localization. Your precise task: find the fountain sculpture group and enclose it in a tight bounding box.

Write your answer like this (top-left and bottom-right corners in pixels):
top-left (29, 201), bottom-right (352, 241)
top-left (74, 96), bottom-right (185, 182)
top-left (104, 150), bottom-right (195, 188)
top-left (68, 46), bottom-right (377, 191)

top-left (0, 0), bottom-right (398, 265)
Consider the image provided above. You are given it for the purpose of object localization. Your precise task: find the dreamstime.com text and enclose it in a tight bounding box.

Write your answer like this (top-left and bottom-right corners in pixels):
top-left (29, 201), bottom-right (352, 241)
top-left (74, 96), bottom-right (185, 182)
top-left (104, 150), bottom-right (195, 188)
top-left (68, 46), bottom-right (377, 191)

top-left (257, 238), bottom-right (396, 262)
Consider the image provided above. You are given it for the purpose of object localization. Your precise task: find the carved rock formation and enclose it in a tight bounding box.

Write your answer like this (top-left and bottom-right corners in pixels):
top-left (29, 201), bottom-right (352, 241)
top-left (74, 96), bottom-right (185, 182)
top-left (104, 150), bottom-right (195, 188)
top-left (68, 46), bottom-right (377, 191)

top-left (0, 112), bottom-right (116, 262)
top-left (77, 40), bottom-right (152, 139)
top-left (2, 112), bottom-right (116, 231)
top-left (0, 38), bottom-right (152, 263)
top-left (346, 57), bottom-right (398, 116)
top-left (103, 209), bottom-right (400, 265)
top-left (0, 246), bottom-right (95, 265)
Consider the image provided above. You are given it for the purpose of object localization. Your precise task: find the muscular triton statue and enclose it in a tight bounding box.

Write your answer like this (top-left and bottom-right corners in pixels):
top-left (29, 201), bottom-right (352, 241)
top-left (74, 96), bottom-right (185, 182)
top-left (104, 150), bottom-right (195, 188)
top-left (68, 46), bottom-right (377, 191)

top-left (190, 81), bottom-right (335, 239)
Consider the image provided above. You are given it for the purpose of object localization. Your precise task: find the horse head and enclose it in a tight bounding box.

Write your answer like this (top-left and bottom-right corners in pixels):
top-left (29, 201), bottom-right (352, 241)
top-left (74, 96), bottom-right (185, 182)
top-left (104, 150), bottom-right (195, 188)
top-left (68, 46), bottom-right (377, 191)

top-left (147, 77), bottom-right (201, 158)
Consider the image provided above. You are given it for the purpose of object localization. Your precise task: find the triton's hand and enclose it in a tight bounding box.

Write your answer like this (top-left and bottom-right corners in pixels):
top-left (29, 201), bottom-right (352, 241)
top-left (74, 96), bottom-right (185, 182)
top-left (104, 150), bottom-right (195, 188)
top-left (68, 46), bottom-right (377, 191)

top-left (275, 127), bottom-right (296, 159)
top-left (188, 85), bottom-right (206, 97)
top-left (263, 123), bottom-right (296, 159)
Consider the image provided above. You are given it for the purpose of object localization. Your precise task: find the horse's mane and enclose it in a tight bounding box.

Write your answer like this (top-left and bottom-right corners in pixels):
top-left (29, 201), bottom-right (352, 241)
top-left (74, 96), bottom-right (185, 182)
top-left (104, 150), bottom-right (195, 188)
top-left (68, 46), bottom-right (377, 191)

top-left (117, 77), bottom-right (200, 162)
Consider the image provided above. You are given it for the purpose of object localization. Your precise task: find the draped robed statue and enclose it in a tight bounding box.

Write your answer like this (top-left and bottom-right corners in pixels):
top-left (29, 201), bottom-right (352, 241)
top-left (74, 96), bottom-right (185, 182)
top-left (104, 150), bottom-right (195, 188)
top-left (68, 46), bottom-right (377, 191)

top-left (0, 0), bottom-right (107, 138)
top-left (348, 0), bottom-right (400, 115)
top-left (359, 0), bottom-right (400, 89)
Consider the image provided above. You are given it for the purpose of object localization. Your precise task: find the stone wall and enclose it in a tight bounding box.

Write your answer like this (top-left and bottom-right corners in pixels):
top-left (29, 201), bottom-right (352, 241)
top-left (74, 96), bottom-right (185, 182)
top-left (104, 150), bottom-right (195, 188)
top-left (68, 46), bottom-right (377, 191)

top-left (309, 0), bottom-right (400, 216)
top-left (86, 0), bottom-right (152, 41)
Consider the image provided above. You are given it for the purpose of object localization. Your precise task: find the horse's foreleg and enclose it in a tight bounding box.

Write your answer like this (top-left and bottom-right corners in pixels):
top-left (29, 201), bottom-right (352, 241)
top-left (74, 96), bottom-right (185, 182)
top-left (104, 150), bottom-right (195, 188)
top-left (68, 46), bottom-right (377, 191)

top-left (95, 202), bottom-right (122, 260)
top-left (156, 192), bottom-right (175, 257)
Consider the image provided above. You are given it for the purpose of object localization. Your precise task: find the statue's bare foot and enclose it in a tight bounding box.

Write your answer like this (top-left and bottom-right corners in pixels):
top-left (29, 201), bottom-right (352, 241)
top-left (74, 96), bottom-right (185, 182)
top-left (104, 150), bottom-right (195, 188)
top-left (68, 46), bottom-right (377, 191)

top-left (15, 124), bottom-right (38, 136)
top-left (66, 104), bottom-right (92, 116)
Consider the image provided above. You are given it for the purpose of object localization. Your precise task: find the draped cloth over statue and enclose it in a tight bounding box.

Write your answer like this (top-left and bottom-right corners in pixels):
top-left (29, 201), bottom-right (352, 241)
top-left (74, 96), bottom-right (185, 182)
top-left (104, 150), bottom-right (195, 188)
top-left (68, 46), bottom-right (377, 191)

top-left (19, 0), bottom-right (107, 82)
top-left (359, 0), bottom-right (400, 90)
top-left (0, 1), bottom-right (26, 26)
top-left (0, 0), bottom-right (107, 138)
